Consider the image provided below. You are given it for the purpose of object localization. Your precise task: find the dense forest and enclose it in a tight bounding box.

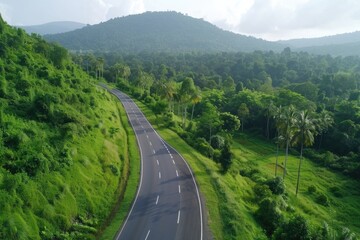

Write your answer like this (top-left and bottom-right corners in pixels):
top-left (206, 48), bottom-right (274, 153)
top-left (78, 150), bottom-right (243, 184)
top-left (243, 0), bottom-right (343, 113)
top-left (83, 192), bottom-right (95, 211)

top-left (77, 49), bottom-right (360, 178)
top-left (45, 11), bottom-right (283, 53)
top-left (74, 49), bottom-right (360, 239)
top-left (0, 16), bottom-right (132, 239)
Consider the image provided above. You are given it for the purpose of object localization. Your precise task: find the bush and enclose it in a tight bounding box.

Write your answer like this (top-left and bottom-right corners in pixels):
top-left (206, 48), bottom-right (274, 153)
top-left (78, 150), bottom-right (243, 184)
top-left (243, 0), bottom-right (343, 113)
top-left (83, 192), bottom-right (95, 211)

top-left (307, 185), bottom-right (317, 194)
top-left (329, 186), bottom-right (342, 198)
top-left (316, 193), bottom-right (329, 206)
top-left (253, 184), bottom-right (272, 202)
top-left (273, 214), bottom-right (311, 240)
top-left (266, 176), bottom-right (285, 195)
top-left (255, 198), bottom-right (282, 236)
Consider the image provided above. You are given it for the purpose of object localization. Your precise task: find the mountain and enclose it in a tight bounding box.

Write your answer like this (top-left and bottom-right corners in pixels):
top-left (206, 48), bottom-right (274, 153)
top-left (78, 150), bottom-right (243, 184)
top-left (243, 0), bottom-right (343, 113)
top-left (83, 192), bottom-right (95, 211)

top-left (280, 31), bottom-right (360, 56)
top-left (45, 11), bottom-right (284, 53)
top-left (18, 21), bottom-right (86, 35)
top-left (0, 16), bottom-right (129, 238)
top-left (279, 31), bottom-right (360, 48)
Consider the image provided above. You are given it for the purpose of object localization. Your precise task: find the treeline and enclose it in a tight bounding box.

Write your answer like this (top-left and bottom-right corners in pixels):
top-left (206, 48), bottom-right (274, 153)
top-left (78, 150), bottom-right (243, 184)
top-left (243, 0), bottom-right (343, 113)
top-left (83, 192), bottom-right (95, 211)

top-left (75, 50), bottom-right (360, 180)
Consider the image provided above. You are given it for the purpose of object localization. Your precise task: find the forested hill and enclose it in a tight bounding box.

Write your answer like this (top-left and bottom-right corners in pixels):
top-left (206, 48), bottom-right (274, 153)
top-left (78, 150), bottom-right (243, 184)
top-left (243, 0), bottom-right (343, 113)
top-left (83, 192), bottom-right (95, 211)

top-left (280, 31), bottom-right (360, 56)
top-left (19, 21), bottom-right (86, 35)
top-left (45, 11), bottom-right (283, 53)
top-left (0, 15), bottom-right (129, 238)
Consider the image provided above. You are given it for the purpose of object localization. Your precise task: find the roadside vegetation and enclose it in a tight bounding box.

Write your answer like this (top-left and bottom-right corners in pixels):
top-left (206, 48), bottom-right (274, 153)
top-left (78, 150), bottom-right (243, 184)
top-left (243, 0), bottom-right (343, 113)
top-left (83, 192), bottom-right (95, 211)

top-left (90, 49), bottom-right (360, 239)
top-left (0, 16), bottom-right (137, 239)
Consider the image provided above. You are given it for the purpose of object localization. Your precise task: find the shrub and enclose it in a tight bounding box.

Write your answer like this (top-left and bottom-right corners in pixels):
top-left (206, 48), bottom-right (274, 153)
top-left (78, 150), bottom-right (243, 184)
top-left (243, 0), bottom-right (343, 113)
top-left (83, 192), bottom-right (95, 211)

top-left (329, 186), bottom-right (342, 198)
top-left (273, 214), bottom-right (311, 240)
top-left (210, 135), bottom-right (225, 149)
top-left (266, 176), bottom-right (285, 195)
top-left (255, 198), bottom-right (282, 236)
top-left (253, 184), bottom-right (272, 202)
top-left (316, 193), bottom-right (329, 206)
top-left (307, 185), bottom-right (317, 194)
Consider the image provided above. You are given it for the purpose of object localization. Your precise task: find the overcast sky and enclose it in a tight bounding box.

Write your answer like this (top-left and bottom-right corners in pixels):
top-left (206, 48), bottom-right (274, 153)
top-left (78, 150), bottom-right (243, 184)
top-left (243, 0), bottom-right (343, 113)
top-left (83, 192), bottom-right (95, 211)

top-left (1, 0), bottom-right (360, 41)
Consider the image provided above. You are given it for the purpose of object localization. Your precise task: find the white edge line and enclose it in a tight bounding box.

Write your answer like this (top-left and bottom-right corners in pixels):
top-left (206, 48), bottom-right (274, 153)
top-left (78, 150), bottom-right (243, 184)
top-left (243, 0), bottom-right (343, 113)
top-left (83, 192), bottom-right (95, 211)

top-left (145, 230), bottom-right (150, 240)
top-left (177, 210), bottom-right (181, 224)
top-left (110, 89), bottom-right (203, 240)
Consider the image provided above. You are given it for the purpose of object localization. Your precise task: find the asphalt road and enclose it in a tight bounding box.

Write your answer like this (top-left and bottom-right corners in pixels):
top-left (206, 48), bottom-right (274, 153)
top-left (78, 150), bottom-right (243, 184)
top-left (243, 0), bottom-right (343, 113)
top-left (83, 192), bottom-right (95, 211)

top-left (110, 89), bottom-right (204, 240)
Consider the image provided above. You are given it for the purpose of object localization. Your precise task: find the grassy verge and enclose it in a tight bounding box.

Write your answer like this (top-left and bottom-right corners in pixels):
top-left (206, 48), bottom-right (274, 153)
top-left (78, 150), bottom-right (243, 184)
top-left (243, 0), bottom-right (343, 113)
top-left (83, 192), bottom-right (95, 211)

top-left (98, 93), bottom-right (140, 239)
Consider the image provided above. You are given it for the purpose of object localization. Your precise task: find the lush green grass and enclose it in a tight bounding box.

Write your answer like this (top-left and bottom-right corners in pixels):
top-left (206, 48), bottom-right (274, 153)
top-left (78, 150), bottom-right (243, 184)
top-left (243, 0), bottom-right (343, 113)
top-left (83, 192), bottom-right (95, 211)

top-left (131, 99), bottom-right (360, 239)
top-left (234, 134), bottom-right (360, 234)
top-left (99, 94), bottom-right (140, 240)
top-left (0, 88), bottom-right (136, 239)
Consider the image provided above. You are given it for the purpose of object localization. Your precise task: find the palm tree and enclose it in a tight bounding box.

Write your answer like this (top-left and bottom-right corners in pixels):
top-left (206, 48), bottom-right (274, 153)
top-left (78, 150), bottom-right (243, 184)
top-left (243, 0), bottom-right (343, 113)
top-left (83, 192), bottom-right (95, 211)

top-left (276, 105), bottom-right (296, 179)
top-left (265, 100), bottom-right (275, 140)
top-left (292, 110), bottom-right (317, 196)
top-left (272, 105), bottom-right (283, 177)
top-left (190, 88), bottom-right (202, 121)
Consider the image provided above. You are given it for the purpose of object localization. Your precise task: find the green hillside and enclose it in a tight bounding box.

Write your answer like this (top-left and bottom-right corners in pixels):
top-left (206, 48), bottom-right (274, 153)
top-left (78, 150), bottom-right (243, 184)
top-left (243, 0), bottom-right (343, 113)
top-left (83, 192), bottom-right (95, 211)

top-left (45, 11), bottom-right (283, 53)
top-left (0, 16), bottom-right (137, 239)
top-left (280, 31), bottom-right (360, 56)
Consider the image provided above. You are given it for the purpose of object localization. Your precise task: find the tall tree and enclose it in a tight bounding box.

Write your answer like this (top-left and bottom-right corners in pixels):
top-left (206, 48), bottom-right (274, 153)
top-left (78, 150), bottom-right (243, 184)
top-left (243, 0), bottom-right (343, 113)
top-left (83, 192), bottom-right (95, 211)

top-left (276, 105), bottom-right (296, 179)
top-left (292, 110), bottom-right (317, 196)
top-left (179, 77), bottom-right (196, 127)
top-left (272, 105), bottom-right (283, 176)
top-left (190, 88), bottom-right (202, 121)
top-left (237, 103), bottom-right (250, 132)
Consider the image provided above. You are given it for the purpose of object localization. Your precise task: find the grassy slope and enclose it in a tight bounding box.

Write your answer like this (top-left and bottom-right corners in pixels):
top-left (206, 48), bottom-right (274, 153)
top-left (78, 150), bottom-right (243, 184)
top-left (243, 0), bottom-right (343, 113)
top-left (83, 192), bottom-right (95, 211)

top-left (132, 99), bottom-right (360, 239)
top-left (0, 87), bottom-right (136, 239)
top-left (234, 134), bottom-right (360, 233)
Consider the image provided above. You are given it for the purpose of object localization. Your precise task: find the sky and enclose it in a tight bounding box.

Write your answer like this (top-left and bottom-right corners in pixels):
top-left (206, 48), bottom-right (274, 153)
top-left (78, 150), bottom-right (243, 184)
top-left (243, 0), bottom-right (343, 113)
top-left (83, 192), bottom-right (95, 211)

top-left (0, 0), bottom-right (360, 41)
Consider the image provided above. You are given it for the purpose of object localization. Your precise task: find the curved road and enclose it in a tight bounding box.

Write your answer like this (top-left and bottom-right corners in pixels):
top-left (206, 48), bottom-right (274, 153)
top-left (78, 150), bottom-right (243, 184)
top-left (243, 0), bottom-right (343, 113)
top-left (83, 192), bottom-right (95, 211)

top-left (110, 89), bottom-right (205, 240)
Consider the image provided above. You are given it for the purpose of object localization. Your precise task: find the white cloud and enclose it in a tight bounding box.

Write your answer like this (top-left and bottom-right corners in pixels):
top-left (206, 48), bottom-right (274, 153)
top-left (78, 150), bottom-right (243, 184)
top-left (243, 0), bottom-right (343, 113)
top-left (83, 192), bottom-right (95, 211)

top-left (1, 0), bottom-right (360, 40)
top-left (106, 0), bottom-right (145, 20)
top-left (0, 3), bottom-right (12, 24)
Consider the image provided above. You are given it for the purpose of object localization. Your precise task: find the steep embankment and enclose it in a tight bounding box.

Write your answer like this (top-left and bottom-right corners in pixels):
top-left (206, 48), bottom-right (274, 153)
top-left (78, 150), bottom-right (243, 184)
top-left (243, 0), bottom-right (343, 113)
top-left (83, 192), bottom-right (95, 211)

top-left (0, 16), bottom-right (137, 239)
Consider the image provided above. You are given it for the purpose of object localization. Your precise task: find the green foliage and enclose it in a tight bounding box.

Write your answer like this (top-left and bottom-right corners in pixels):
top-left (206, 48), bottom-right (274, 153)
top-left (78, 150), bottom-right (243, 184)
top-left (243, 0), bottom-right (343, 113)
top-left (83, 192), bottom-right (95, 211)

top-left (307, 185), bottom-right (317, 194)
top-left (316, 192), bottom-right (329, 206)
top-left (0, 20), bottom-right (133, 239)
top-left (219, 141), bottom-right (232, 172)
top-left (256, 198), bottom-right (282, 236)
top-left (273, 214), bottom-right (311, 240)
top-left (266, 176), bottom-right (285, 195)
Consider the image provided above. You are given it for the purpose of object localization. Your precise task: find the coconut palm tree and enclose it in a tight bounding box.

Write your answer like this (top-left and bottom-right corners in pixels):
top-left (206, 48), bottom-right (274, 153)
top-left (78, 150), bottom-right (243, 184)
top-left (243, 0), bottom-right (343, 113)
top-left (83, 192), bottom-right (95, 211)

top-left (276, 105), bottom-right (296, 179)
top-left (292, 110), bottom-right (317, 196)
top-left (190, 88), bottom-right (202, 121)
top-left (272, 105), bottom-right (283, 176)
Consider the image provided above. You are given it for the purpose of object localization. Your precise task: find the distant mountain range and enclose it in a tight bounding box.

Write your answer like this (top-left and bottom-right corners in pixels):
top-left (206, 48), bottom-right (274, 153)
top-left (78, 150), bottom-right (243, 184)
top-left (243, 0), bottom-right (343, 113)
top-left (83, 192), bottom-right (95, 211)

top-left (44, 11), bottom-right (284, 53)
top-left (33, 12), bottom-right (360, 56)
top-left (279, 32), bottom-right (360, 56)
top-left (18, 21), bottom-right (86, 35)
